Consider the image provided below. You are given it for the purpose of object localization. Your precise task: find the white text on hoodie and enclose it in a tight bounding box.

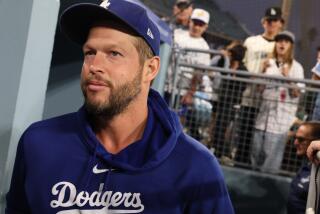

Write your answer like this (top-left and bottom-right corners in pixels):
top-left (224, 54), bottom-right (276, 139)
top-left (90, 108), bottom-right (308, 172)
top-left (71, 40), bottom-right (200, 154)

top-left (50, 182), bottom-right (144, 213)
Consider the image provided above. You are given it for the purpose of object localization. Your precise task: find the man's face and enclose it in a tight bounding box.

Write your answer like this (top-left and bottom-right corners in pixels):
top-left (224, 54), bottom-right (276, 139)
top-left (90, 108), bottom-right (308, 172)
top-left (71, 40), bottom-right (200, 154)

top-left (189, 19), bottom-right (207, 38)
top-left (262, 18), bottom-right (283, 36)
top-left (81, 26), bottom-right (143, 120)
top-left (173, 3), bottom-right (192, 26)
top-left (275, 39), bottom-right (292, 56)
top-left (294, 125), bottom-right (313, 156)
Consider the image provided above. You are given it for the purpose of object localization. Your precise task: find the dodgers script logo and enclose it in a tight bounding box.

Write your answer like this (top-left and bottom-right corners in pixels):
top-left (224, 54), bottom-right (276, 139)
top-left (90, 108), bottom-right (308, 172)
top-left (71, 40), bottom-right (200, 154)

top-left (50, 181), bottom-right (145, 213)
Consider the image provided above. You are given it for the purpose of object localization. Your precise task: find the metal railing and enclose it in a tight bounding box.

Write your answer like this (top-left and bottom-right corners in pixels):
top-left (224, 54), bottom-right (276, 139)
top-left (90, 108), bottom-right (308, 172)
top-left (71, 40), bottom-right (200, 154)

top-left (168, 48), bottom-right (320, 176)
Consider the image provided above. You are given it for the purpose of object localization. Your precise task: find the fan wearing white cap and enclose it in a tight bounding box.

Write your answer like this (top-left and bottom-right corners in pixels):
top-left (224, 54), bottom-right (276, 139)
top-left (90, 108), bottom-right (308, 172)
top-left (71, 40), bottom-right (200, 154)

top-left (169, 8), bottom-right (215, 140)
top-left (167, 8), bottom-right (212, 95)
top-left (166, 8), bottom-right (211, 100)
top-left (166, 8), bottom-right (211, 96)
top-left (189, 8), bottom-right (210, 38)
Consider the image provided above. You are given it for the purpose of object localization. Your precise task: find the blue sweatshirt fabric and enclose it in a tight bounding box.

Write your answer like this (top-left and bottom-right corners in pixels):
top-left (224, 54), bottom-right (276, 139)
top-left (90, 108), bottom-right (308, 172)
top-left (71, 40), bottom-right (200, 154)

top-left (6, 89), bottom-right (234, 214)
top-left (287, 160), bottom-right (311, 214)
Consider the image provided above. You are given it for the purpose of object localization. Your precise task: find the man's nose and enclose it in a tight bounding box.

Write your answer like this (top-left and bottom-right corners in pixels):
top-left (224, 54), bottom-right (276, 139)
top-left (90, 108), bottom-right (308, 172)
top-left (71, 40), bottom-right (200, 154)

top-left (89, 52), bottom-right (105, 73)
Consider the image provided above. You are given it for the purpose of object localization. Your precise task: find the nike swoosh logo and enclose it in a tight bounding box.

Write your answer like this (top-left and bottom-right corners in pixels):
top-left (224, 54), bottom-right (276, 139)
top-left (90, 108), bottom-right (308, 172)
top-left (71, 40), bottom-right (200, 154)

top-left (92, 164), bottom-right (114, 174)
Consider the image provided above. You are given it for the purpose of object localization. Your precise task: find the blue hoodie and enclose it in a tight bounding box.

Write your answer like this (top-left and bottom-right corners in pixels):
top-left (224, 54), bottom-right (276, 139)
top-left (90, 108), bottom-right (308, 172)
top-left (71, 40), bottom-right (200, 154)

top-left (287, 160), bottom-right (311, 214)
top-left (6, 89), bottom-right (234, 214)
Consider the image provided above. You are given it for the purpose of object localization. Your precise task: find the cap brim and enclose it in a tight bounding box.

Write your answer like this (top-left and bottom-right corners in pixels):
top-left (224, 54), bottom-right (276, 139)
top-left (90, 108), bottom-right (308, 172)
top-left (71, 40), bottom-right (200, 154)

top-left (60, 3), bottom-right (136, 46)
top-left (275, 35), bottom-right (294, 43)
top-left (263, 16), bottom-right (284, 22)
top-left (176, 0), bottom-right (191, 4)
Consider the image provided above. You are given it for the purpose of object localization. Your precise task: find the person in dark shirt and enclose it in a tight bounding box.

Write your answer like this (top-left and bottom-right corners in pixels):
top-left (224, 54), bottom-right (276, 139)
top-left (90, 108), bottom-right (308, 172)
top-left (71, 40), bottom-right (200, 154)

top-left (213, 44), bottom-right (247, 158)
top-left (287, 121), bottom-right (320, 214)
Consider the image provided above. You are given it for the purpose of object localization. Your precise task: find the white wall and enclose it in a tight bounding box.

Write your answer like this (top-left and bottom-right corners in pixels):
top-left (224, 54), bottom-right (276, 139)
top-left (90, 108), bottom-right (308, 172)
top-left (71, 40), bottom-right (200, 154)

top-left (0, 0), bottom-right (59, 212)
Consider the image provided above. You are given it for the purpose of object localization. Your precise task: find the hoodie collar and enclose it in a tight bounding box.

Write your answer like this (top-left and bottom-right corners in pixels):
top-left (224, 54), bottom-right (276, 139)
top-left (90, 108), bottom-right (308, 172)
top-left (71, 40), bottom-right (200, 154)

top-left (77, 89), bottom-right (181, 172)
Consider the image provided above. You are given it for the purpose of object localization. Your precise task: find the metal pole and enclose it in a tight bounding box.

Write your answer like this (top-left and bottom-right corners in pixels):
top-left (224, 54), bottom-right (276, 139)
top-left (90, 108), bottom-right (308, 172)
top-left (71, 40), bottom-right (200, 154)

top-left (281, 0), bottom-right (292, 29)
top-left (306, 164), bottom-right (320, 214)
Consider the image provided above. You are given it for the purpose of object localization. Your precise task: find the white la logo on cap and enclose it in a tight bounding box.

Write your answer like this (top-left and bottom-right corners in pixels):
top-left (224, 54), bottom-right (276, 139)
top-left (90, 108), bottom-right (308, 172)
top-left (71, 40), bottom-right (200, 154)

top-left (196, 10), bottom-right (205, 17)
top-left (147, 28), bottom-right (154, 39)
top-left (271, 8), bottom-right (276, 15)
top-left (100, 0), bottom-right (111, 9)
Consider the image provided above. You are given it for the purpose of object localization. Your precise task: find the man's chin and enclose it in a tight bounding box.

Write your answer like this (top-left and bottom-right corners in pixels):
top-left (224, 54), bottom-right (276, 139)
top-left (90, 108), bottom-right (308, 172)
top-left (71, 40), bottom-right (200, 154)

top-left (84, 100), bottom-right (109, 113)
top-left (296, 152), bottom-right (304, 157)
top-left (85, 94), bottom-right (109, 106)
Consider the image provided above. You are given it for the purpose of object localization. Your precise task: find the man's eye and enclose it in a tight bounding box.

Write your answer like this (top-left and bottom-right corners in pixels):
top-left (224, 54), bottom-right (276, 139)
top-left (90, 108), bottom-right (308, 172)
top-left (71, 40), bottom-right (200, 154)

top-left (109, 51), bottom-right (122, 57)
top-left (84, 50), bottom-right (95, 56)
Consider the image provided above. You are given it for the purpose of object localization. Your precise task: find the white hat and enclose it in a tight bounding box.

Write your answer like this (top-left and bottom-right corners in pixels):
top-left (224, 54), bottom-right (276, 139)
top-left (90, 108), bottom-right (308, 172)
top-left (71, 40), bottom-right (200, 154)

top-left (190, 8), bottom-right (210, 24)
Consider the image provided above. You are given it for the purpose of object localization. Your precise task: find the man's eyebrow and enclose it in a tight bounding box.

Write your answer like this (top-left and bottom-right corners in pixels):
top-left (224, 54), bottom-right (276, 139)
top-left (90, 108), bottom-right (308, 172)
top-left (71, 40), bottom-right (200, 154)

top-left (82, 43), bottom-right (94, 51)
top-left (83, 43), bottom-right (129, 55)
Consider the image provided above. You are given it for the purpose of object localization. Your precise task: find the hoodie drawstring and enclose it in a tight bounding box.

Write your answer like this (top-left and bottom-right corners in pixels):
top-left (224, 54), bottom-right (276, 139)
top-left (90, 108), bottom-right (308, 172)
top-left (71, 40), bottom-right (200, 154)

top-left (84, 140), bottom-right (99, 189)
top-left (103, 166), bottom-right (112, 191)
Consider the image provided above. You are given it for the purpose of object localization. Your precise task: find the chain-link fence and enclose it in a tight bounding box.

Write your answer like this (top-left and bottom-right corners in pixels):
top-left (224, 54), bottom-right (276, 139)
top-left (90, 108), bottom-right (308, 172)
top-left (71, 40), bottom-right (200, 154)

top-left (168, 48), bottom-right (320, 176)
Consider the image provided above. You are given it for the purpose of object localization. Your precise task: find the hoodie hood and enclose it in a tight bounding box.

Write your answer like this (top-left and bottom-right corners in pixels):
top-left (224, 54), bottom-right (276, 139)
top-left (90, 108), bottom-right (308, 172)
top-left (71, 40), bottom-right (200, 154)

top-left (77, 89), bottom-right (182, 172)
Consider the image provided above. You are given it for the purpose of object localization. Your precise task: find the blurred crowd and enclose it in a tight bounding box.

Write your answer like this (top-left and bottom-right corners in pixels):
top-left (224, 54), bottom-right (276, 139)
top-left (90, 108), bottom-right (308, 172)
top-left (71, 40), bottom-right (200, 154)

top-left (160, 1), bottom-right (320, 213)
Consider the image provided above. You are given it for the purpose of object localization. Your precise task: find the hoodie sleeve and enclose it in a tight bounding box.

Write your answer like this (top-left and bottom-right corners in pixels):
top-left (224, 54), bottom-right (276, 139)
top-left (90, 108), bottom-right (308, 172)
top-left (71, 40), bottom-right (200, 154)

top-left (186, 157), bottom-right (234, 214)
top-left (6, 135), bottom-right (31, 214)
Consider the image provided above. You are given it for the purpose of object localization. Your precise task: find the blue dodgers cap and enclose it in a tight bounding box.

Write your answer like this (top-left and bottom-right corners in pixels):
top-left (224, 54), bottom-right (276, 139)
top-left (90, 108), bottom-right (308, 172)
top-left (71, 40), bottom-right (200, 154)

top-left (60, 0), bottom-right (160, 56)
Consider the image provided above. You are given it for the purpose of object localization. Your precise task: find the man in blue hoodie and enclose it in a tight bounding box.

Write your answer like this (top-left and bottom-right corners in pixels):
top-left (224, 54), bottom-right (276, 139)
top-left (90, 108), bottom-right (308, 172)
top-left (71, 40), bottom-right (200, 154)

top-left (6, 0), bottom-right (234, 213)
top-left (287, 122), bottom-right (320, 214)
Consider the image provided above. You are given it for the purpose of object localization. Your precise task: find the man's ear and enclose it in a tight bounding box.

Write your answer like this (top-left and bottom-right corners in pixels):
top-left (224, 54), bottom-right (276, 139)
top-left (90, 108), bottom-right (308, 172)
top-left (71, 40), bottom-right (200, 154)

top-left (143, 56), bottom-right (160, 82)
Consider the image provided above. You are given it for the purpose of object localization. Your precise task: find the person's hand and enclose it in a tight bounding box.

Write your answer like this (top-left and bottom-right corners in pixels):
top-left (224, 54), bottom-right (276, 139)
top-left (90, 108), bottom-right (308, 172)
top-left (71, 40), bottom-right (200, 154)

top-left (289, 86), bottom-right (300, 98)
top-left (181, 91), bottom-right (194, 105)
top-left (307, 140), bottom-right (320, 165)
top-left (220, 49), bottom-right (229, 57)
top-left (261, 59), bottom-right (270, 73)
top-left (281, 63), bottom-right (290, 77)
top-left (257, 84), bottom-right (266, 92)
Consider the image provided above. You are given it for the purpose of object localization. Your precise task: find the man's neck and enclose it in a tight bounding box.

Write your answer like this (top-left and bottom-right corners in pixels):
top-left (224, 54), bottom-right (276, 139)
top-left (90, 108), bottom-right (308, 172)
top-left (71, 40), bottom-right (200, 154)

top-left (262, 32), bottom-right (276, 41)
top-left (176, 19), bottom-right (189, 27)
top-left (93, 97), bottom-right (148, 154)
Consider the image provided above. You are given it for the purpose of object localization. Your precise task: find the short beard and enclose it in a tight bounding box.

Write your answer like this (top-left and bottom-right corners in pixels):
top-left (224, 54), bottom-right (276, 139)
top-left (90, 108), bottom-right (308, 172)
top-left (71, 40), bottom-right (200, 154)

top-left (82, 70), bottom-right (142, 127)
